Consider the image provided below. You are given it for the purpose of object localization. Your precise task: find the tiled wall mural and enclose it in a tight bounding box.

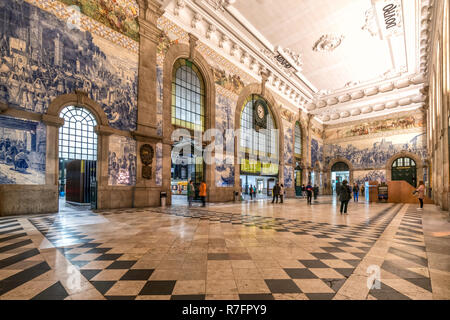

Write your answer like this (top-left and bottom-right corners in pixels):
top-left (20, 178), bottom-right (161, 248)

top-left (215, 93), bottom-right (236, 187)
top-left (0, 0), bottom-right (138, 131)
top-left (283, 120), bottom-right (293, 165)
top-left (155, 143), bottom-right (162, 187)
top-left (156, 65), bottom-right (163, 136)
top-left (108, 135), bottom-right (136, 186)
top-left (0, 115), bottom-right (46, 184)
top-left (216, 157), bottom-right (235, 187)
top-left (311, 138), bottom-right (323, 168)
top-left (325, 113), bottom-right (424, 140)
top-left (284, 165), bottom-right (293, 188)
top-left (323, 132), bottom-right (427, 170)
top-left (58, 0), bottom-right (140, 41)
top-left (353, 170), bottom-right (386, 186)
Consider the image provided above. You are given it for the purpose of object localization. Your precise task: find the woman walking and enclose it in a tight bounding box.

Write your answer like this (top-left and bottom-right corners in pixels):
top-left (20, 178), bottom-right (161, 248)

top-left (187, 180), bottom-right (194, 207)
top-left (279, 184), bottom-right (285, 203)
top-left (353, 183), bottom-right (359, 202)
top-left (415, 181), bottom-right (425, 210)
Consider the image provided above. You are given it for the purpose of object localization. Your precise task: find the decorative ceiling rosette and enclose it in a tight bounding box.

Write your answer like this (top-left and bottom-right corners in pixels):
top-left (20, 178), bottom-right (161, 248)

top-left (312, 34), bottom-right (345, 52)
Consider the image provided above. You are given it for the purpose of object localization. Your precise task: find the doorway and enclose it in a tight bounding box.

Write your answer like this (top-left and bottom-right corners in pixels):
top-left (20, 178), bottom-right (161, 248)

top-left (391, 157), bottom-right (417, 187)
top-left (58, 106), bottom-right (98, 211)
top-left (171, 138), bottom-right (204, 205)
top-left (331, 162), bottom-right (350, 195)
top-left (295, 167), bottom-right (302, 196)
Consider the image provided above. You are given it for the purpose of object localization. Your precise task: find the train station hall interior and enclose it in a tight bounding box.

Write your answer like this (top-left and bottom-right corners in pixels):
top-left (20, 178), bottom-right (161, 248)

top-left (0, 0), bottom-right (449, 300)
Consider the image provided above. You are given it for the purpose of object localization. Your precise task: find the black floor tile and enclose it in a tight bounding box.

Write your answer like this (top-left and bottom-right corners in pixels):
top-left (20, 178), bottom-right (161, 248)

top-left (95, 254), bottom-right (124, 261)
top-left (264, 279), bottom-right (302, 293)
top-left (284, 268), bottom-right (318, 279)
top-left (32, 281), bottom-right (69, 300)
top-left (207, 253), bottom-right (229, 260)
top-left (0, 232), bottom-right (27, 243)
top-left (90, 281), bottom-right (116, 295)
top-left (343, 259), bottom-right (361, 267)
top-left (322, 278), bottom-right (346, 292)
top-left (120, 269), bottom-right (154, 281)
top-left (80, 269), bottom-right (102, 281)
top-left (0, 248), bottom-right (40, 269)
top-left (0, 261), bottom-right (51, 295)
top-left (139, 280), bottom-right (177, 295)
top-left (305, 293), bottom-right (336, 300)
top-left (105, 296), bottom-right (136, 300)
top-left (405, 278), bottom-right (432, 292)
top-left (298, 260), bottom-right (329, 268)
top-left (0, 239), bottom-right (33, 253)
top-left (171, 294), bottom-right (206, 300)
top-left (70, 260), bottom-right (91, 268)
top-left (86, 247), bottom-right (112, 254)
top-left (334, 267), bottom-right (355, 278)
top-left (79, 243), bottom-right (102, 248)
top-left (239, 294), bottom-right (274, 300)
top-left (311, 252), bottom-right (337, 260)
top-left (321, 247), bottom-right (345, 253)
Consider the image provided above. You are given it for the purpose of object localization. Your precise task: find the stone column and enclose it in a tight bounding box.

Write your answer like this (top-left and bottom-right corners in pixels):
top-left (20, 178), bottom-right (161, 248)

top-left (132, 0), bottom-right (166, 207)
top-left (95, 125), bottom-right (113, 208)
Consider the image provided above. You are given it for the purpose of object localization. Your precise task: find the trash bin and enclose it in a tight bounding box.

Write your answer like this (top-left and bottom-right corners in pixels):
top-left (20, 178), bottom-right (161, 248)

top-left (160, 191), bottom-right (167, 207)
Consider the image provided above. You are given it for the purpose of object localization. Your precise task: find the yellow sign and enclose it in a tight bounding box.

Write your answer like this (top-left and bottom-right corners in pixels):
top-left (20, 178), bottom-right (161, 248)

top-left (261, 162), bottom-right (278, 175)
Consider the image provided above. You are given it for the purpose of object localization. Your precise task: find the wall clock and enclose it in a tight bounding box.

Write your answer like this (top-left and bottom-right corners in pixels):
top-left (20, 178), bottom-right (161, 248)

top-left (253, 99), bottom-right (267, 131)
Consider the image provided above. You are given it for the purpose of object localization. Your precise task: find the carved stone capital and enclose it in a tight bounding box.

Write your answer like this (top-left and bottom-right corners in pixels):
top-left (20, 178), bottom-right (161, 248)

top-left (139, 18), bottom-right (163, 43)
top-left (188, 33), bottom-right (199, 60)
top-left (0, 102), bottom-right (8, 114)
top-left (138, 0), bottom-right (164, 24)
top-left (95, 125), bottom-right (115, 136)
top-left (260, 69), bottom-right (271, 96)
top-left (42, 114), bottom-right (64, 127)
top-left (132, 130), bottom-right (164, 143)
top-left (74, 89), bottom-right (88, 106)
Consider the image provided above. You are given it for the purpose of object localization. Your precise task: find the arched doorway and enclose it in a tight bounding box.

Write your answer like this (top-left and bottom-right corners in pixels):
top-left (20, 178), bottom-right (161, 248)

top-left (391, 157), bottom-right (417, 187)
top-left (58, 105), bottom-right (98, 209)
top-left (239, 94), bottom-right (279, 199)
top-left (331, 161), bottom-right (349, 195)
top-left (170, 58), bottom-right (206, 205)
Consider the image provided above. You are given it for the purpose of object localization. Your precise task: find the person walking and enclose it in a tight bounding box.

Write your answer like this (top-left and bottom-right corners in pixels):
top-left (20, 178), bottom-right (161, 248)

top-left (339, 180), bottom-right (351, 214)
top-left (306, 182), bottom-right (313, 205)
top-left (272, 182), bottom-right (280, 203)
top-left (199, 180), bottom-right (207, 207)
top-left (249, 184), bottom-right (253, 200)
top-left (313, 184), bottom-right (319, 200)
top-left (414, 181), bottom-right (425, 210)
top-left (187, 180), bottom-right (194, 207)
top-left (353, 183), bottom-right (359, 202)
top-left (279, 184), bottom-right (285, 203)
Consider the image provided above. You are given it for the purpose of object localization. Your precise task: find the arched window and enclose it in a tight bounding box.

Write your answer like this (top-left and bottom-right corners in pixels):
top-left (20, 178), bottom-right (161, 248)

top-left (240, 94), bottom-right (277, 158)
top-left (59, 106), bottom-right (97, 161)
top-left (171, 58), bottom-right (205, 132)
top-left (294, 122), bottom-right (302, 157)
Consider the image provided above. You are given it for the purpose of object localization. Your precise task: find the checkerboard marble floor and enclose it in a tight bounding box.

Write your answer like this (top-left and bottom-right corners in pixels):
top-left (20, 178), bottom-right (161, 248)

top-left (0, 197), bottom-right (449, 300)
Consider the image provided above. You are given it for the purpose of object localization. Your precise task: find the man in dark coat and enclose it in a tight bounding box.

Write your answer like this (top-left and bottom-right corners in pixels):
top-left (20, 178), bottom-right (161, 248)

top-left (339, 180), bottom-right (352, 214)
top-left (272, 182), bottom-right (280, 204)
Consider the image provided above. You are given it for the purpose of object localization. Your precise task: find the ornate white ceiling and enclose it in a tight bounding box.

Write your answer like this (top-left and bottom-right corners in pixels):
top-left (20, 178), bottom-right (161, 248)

top-left (158, 0), bottom-right (433, 125)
